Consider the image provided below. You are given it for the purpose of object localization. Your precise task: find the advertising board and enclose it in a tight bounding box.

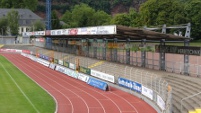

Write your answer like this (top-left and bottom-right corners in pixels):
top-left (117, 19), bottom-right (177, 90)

top-left (118, 77), bottom-right (142, 93)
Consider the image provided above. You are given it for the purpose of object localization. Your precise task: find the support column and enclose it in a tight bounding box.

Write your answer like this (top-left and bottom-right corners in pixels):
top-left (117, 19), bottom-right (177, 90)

top-left (86, 38), bottom-right (89, 57)
top-left (141, 39), bottom-right (146, 67)
top-left (126, 38), bottom-right (130, 65)
top-left (59, 39), bottom-right (62, 52)
top-left (93, 38), bottom-right (97, 58)
top-left (184, 39), bottom-right (190, 75)
top-left (113, 38), bottom-right (118, 62)
top-left (67, 39), bottom-right (70, 53)
top-left (159, 39), bottom-right (166, 70)
top-left (103, 38), bottom-right (107, 60)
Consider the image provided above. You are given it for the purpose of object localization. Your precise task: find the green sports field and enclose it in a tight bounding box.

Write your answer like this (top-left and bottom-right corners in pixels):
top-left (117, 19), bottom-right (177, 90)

top-left (0, 55), bottom-right (55, 113)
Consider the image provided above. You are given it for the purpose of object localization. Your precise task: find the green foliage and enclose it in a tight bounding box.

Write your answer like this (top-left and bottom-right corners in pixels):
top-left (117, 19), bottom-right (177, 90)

top-left (7, 9), bottom-right (19, 35)
top-left (31, 20), bottom-right (45, 31)
top-left (0, 17), bottom-right (8, 35)
top-left (139, 0), bottom-right (186, 26)
top-left (92, 10), bottom-right (112, 25)
top-left (61, 3), bottom-right (111, 28)
top-left (111, 13), bottom-right (130, 26)
top-left (0, 0), bottom-right (38, 11)
top-left (51, 10), bottom-right (62, 29)
top-left (110, 8), bottom-right (139, 27)
top-left (138, 0), bottom-right (201, 39)
top-left (184, 0), bottom-right (201, 39)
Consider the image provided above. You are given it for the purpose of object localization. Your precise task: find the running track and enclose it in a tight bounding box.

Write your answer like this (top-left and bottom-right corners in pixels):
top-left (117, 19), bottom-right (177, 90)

top-left (2, 53), bottom-right (157, 113)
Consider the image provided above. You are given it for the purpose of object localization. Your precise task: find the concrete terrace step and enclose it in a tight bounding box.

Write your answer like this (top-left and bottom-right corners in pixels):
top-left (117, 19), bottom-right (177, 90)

top-left (163, 76), bottom-right (201, 90)
top-left (164, 78), bottom-right (201, 94)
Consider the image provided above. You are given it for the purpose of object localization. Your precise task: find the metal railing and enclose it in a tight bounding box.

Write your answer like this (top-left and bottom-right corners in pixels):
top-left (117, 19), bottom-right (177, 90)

top-left (180, 92), bottom-right (201, 112)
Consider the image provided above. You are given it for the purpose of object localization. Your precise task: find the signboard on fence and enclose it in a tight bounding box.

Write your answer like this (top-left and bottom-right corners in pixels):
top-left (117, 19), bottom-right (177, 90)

top-left (54, 59), bottom-right (58, 64)
top-left (63, 61), bottom-right (69, 68)
top-left (78, 73), bottom-right (89, 82)
top-left (91, 70), bottom-right (115, 83)
top-left (118, 77), bottom-right (142, 93)
top-left (157, 95), bottom-right (166, 110)
top-left (155, 45), bottom-right (201, 56)
top-left (142, 86), bottom-right (153, 100)
top-left (87, 77), bottom-right (108, 91)
top-left (79, 66), bottom-right (91, 75)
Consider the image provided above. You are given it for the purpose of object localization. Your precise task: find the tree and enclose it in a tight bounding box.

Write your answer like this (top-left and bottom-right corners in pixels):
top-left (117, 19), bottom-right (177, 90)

top-left (31, 20), bottom-right (45, 31)
top-left (0, 17), bottom-right (8, 35)
top-left (7, 9), bottom-right (19, 35)
top-left (110, 8), bottom-right (139, 27)
top-left (51, 10), bottom-right (62, 29)
top-left (71, 3), bottom-right (96, 27)
top-left (61, 3), bottom-right (111, 28)
top-left (184, 0), bottom-right (201, 39)
top-left (128, 8), bottom-right (140, 27)
top-left (92, 10), bottom-right (111, 26)
top-left (0, 0), bottom-right (38, 11)
top-left (139, 0), bottom-right (187, 26)
top-left (110, 13), bottom-right (130, 26)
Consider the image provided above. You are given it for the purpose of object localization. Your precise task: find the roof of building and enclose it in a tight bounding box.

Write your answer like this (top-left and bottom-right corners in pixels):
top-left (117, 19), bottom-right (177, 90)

top-left (0, 8), bottom-right (43, 26)
top-left (27, 25), bottom-right (190, 41)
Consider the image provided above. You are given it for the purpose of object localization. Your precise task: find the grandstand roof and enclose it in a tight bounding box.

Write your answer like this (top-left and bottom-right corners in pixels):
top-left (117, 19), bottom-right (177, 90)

top-left (24, 25), bottom-right (191, 41)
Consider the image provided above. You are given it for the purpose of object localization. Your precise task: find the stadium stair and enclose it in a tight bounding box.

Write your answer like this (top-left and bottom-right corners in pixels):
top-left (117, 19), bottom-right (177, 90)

top-left (162, 75), bottom-right (201, 113)
top-left (88, 61), bottom-right (105, 69)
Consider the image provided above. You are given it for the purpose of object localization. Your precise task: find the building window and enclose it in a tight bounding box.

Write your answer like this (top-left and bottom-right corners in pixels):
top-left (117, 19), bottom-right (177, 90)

top-left (21, 28), bottom-right (23, 32)
top-left (26, 28), bottom-right (29, 32)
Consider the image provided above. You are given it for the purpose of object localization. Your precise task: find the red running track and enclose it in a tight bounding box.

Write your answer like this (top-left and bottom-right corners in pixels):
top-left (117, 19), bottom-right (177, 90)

top-left (2, 53), bottom-right (157, 113)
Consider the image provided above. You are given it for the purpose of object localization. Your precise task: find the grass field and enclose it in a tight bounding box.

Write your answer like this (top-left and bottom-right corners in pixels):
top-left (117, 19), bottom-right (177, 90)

top-left (0, 55), bottom-right (55, 113)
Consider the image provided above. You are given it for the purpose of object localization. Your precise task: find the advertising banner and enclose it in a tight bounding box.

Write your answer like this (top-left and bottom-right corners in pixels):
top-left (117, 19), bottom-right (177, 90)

top-left (55, 65), bottom-right (65, 73)
top-left (37, 58), bottom-right (50, 67)
top-left (49, 63), bottom-right (56, 70)
top-left (51, 29), bottom-right (63, 35)
top-left (69, 29), bottom-right (78, 35)
top-left (91, 70), bottom-right (115, 83)
top-left (118, 77), bottom-right (142, 93)
top-left (64, 68), bottom-right (78, 79)
top-left (61, 29), bottom-right (69, 35)
top-left (63, 61), bottom-right (69, 68)
top-left (96, 25), bottom-right (116, 35)
top-left (77, 27), bottom-right (97, 35)
top-left (78, 73), bottom-right (89, 82)
top-left (34, 31), bottom-right (45, 36)
top-left (155, 45), bottom-right (201, 56)
top-left (142, 86), bottom-right (153, 100)
top-left (22, 50), bottom-right (31, 54)
top-left (54, 59), bottom-right (58, 64)
top-left (157, 95), bottom-right (166, 110)
top-left (58, 60), bottom-right (63, 65)
top-left (69, 63), bottom-right (75, 70)
top-left (79, 66), bottom-right (91, 75)
top-left (87, 77), bottom-right (108, 91)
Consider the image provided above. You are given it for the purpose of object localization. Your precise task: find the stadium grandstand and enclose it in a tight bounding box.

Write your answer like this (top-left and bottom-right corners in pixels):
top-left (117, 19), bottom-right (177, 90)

top-left (1, 25), bottom-right (201, 113)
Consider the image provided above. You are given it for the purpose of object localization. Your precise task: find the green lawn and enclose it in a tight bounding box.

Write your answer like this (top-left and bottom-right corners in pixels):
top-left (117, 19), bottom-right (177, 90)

top-left (0, 55), bottom-right (55, 113)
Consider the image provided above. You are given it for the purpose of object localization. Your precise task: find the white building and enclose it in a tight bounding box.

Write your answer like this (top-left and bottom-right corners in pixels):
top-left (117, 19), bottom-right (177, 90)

top-left (0, 8), bottom-right (43, 35)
